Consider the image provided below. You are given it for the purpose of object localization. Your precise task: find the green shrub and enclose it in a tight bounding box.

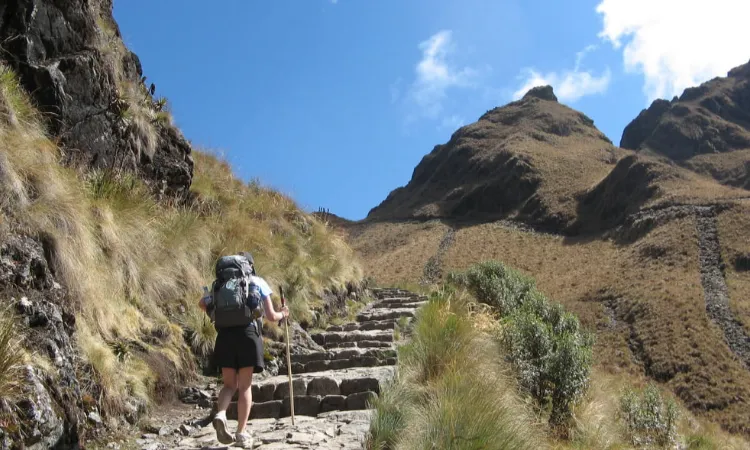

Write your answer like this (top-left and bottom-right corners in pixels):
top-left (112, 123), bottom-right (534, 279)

top-left (448, 260), bottom-right (537, 315)
top-left (367, 290), bottom-right (544, 450)
top-left (618, 383), bottom-right (679, 447)
top-left (500, 294), bottom-right (594, 426)
top-left (450, 261), bottom-right (594, 427)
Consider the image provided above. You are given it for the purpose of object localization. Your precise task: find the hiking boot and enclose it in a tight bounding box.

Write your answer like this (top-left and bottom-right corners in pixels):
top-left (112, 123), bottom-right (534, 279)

top-left (212, 411), bottom-right (234, 445)
top-left (235, 431), bottom-right (253, 448)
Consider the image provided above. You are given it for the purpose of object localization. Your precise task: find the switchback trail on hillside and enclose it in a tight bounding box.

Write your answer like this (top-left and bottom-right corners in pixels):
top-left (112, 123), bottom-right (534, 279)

top-left (113, 288), bottom-right (426, 450)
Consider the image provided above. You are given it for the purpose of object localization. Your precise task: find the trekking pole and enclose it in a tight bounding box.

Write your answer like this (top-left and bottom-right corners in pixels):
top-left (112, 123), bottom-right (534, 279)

top-left (280, 286), bottom-right (295, 425)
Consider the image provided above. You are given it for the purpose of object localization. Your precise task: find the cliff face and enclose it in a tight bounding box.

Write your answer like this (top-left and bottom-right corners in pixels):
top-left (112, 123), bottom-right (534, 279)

top-left (0, 1), bottom-right (194, 447)
top-left (621, 59), bottom-right (750, 189)
top-left (0, 0), bottom-right (193, 197)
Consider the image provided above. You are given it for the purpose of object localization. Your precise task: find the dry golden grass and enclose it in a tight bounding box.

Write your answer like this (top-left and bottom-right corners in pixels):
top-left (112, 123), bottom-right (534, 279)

top-left (348, 212), bottom-right (750, 437)
top-left (0, 305), bottom-right (25, 404)
top-left (344, 220), bottom-right (449, 285)
top-left (684, 149), bottom-right (750, 192)
top-left (0, 63), bottom-right (362, 416)
top-left (648, 162), bottom-right (750, 207)
top-left (554, 369), bottom-right (750, 450)
top-left (717, 204), bottom-right (750, 335)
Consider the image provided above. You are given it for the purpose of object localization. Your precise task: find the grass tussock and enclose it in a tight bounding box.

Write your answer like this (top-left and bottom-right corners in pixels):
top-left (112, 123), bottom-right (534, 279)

top-left (366, 289), bottom-right (546, 450)
top-left (0, 305), bottom-right (25, 404)
top-left (0, 63), bottom-right (362, 417)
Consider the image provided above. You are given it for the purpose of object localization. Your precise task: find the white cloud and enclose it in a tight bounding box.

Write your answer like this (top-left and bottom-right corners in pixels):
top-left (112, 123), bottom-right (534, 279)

top-left (596, 0), bottom-right (750, 102)
top-left (408, 30), bottom-right (477, 119)
top-left (512, 46), bottom-right (611, 102)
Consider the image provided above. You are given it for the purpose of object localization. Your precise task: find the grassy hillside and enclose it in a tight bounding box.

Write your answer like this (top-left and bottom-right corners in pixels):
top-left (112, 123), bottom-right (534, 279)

top-left (366, 265), bottom-right (750, 450)
top-left (0, 62), bottom-right (362, 420)
top-left (718, 203), bottom-right (750, 335)
top-left (345, 211), bottom-right (750, 436)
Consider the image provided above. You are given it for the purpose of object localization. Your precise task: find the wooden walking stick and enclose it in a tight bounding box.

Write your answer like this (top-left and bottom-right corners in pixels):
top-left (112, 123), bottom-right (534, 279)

top-left (280, 286), bottom-right (295, 425)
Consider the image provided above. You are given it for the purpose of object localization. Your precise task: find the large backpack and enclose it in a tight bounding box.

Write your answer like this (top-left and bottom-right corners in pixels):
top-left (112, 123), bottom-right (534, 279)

top-left (210, 255), bottom-right (262, 329)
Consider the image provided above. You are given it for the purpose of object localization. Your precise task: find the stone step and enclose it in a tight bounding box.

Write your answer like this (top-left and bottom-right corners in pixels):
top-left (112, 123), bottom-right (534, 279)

top-left (326, 319), bottom-right (398, 332)
top-left (281, 348), bottom-right (398, 374)
top-left (311, 329), bottom-right (393, 346)
top-left (291, 347), bottom-right (397, 364)
top-left (323, 340), bottom-right (393, 350)
top-left (249, 366), bottom-right (395, 403)
top-left (356, 308), bottom-right (416, 322)
top-left (224, 391), bottom-right (379, 420)
top-left (215, 366), bottom-right (393, 420)
top-left (282, 356), bottom-right (398, 375)
top-left (371, 300), bottom-right (427, 309)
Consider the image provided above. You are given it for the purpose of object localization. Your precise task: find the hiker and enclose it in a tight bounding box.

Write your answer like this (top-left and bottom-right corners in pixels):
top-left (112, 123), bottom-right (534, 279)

top-left (198, 252), bottom-right (289, 448)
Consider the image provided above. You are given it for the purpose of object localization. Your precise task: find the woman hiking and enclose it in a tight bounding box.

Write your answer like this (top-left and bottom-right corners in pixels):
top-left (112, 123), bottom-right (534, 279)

top-left (198, 252), bottom-right (289, 448)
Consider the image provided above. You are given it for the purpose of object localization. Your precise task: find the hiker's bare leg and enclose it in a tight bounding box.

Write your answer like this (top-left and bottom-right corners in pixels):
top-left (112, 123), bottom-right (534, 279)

top-left (217, 367), bottom-right (238, 413)
top-left (236, 367), bottom-right (254, 433)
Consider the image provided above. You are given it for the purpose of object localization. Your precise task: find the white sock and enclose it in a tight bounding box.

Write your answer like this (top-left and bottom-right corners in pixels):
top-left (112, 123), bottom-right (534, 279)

top-left (215, 410), bottom-right (226, 420)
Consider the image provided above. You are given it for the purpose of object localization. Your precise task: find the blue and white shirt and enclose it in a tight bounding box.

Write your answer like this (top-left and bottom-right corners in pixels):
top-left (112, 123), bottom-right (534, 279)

top-left (250, 275), bottom-right (273, 299)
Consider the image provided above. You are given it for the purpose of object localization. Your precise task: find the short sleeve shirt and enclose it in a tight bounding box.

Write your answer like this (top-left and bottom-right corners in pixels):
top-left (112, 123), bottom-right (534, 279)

top-left (250, 275), bottom-right (273, 298)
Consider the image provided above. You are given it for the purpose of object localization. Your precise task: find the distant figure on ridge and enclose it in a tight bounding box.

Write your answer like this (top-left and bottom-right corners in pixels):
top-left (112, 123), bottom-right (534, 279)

top-left (199, 252), bottom-right (289, 448)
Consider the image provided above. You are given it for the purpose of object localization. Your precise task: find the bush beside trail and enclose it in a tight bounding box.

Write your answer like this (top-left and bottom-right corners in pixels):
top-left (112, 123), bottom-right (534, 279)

top-left (449, 261), bottom-right (594, 429)
top-left (366, 290), bottom-right (545, 450)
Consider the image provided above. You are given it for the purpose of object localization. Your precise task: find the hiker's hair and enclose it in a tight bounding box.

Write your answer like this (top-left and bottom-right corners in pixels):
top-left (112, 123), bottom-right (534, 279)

top-left (239, 252), bottom-right (256, 275)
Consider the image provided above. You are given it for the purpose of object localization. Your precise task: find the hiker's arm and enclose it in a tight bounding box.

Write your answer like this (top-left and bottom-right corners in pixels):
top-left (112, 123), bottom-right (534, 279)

top-left (263, 295), bottom-right (289, 322)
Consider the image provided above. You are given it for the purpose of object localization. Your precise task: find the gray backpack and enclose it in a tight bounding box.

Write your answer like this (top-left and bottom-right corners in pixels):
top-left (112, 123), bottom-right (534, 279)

top-left (210, 255), bottom-right (262, 329)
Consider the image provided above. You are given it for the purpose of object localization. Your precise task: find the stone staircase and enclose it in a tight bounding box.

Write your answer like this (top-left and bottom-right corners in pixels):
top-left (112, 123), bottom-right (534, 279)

top-left (133, 287), bottom-right (426, 449)
top-left (221, 288), bottom-right (425, 422)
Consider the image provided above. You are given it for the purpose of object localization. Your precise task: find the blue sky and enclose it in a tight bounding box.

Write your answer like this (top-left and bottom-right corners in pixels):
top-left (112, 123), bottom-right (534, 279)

top-left (113, 0), bottom-right (749, 220)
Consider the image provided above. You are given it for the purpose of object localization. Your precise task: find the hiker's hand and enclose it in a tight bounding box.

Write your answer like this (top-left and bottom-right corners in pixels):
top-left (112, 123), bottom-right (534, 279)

top-left (198, 298), bottom-right (207, 312)
top-left (280, 306), bottom-right (289, 319)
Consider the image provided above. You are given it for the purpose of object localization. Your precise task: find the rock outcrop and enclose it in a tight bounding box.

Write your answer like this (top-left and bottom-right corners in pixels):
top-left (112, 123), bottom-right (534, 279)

top-left (0, 0), bottom-right (193, 197)
top-left (621, 59), bottom-right (750, 189)
top-left (0, 1), bottom-right (195, 447)
top-left (0, 235), bottom-right (83, 448)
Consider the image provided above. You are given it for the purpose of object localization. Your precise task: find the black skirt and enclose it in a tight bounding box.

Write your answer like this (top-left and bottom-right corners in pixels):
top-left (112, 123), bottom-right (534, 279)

top-left (212, 322), bottom-right (264, 373)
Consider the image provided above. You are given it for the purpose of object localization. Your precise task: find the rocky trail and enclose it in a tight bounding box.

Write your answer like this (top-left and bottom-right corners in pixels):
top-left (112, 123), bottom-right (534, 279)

top-left (696, 210), bottom-right (750, 369)
top-left (616, 202), bottom-right (750, 370)
top-left (114, 288), bottom-right (425, 450)
top-left (420, 226), bottom-right (456, 285)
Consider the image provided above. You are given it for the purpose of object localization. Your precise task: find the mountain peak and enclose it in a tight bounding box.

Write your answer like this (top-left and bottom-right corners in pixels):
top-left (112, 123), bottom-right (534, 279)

top-left (522, 85), bottom-right (558, 102)
top-left (620, 58), bottom-right (750, 189)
